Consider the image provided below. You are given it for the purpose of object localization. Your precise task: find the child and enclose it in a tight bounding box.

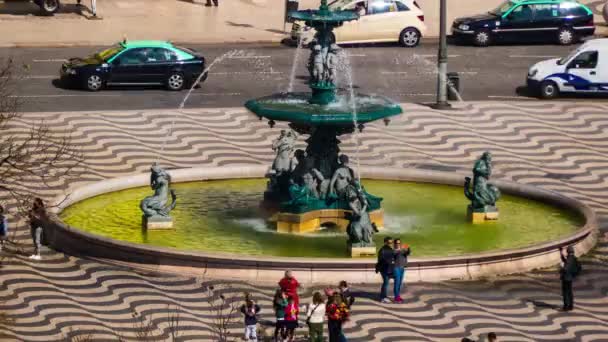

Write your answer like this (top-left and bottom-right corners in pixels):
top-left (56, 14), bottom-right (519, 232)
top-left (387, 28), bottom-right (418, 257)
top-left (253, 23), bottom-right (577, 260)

top-left (284, 296), bottom-right (299, 342)
top-left (273, 290), bottom-right (288, 342)
top-left (240, 294), bottom-right (261, 342)
top-left (0, 206), bottom-right (7, 251)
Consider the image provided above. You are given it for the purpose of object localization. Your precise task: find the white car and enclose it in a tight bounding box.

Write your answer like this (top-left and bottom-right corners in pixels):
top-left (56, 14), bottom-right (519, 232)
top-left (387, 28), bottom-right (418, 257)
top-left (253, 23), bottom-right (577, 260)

top-left (290, 0), bottom-right (428, 47)
top-left (527, 39), bottom-right (608, 99)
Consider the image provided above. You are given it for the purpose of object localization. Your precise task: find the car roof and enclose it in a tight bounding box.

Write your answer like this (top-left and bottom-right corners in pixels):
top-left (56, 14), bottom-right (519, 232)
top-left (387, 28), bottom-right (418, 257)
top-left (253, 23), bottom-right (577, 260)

top-left (581, 38), bottom-right (608, 49)
top-left (119, 40), bottom-right (174, 49)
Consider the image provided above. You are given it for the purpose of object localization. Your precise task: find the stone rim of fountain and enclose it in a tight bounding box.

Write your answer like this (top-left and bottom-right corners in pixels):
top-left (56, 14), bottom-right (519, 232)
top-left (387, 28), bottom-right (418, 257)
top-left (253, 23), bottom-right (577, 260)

top-left (45, 165), bottom-right (598, 284)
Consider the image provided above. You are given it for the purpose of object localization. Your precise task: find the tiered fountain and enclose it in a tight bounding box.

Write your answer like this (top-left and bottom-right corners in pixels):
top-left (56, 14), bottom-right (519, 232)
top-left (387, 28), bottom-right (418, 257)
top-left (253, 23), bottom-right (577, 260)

top-left (245, 0), bottom-right (402, 255)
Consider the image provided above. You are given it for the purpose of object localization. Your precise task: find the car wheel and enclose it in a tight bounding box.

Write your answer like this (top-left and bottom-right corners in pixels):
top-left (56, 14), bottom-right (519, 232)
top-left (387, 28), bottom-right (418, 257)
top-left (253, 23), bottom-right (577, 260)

top-left (85, 74), bottom-right (103, 92)
top-left (167, 72), bottom-right (185, 91)
top-left (473, 29), bottom-right (491, 47)
top-left (399, 28), bottom-right (421, 48)
top-left (557, 27), bottom-right (575, 45)
top-left (539, 80), bottom-right (559, 99)
top-left (40, 0), bottom-right (60, 15)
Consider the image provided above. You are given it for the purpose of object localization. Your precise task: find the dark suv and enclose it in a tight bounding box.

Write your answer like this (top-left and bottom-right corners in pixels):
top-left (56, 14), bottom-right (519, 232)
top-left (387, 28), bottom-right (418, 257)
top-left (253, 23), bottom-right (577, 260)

top-left (452, 0), bottom-right (595, 47)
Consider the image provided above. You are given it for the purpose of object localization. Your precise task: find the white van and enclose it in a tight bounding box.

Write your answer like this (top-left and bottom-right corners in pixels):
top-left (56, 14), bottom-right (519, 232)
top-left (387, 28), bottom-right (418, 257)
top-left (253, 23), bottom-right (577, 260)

top-left (527, 39), bottom-right (608, 99)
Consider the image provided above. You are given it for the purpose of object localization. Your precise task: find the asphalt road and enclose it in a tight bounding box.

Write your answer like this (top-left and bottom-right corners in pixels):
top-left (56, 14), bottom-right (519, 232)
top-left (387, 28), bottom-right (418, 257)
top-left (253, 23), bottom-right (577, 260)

top-left (1, 41), bottom-right (606, 112)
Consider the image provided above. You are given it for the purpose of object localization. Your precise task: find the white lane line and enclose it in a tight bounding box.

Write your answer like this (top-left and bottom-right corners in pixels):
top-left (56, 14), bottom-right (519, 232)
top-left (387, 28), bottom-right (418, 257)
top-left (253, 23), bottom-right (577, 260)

top-left (381, 71), bottom-right (478, 75)
top-left (33, 59), bottom-right (68, 63)
top-left (209, 71), bottom-right (283, 75)
top-left (228, 55), bottom-right (271, 59)
top-left (193, 92), bottom-right (241, 96)
top-left (2, 75), bottom-right (56, 79)
top-left (508, 55), bottom-right (558, 58)
top-left (417, 54), bottom-right (461, 58)
top-left (487, 95), bottom-right (537, 100)
top-left (397, 93), bottom-right (435, 96)
top-left (9, 94), bottom-right (120, 98)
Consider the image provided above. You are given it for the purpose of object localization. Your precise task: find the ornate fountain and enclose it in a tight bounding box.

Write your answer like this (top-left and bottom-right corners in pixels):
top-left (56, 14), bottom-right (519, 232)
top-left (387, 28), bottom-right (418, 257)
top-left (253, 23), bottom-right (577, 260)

top-left (245, 0), bottom-right (403, 256)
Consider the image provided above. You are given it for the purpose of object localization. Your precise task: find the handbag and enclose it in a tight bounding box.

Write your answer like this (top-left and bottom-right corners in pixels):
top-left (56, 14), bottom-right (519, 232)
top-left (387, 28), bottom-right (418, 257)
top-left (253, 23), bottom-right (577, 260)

top-left (306, 304), bottom-right (320, 327)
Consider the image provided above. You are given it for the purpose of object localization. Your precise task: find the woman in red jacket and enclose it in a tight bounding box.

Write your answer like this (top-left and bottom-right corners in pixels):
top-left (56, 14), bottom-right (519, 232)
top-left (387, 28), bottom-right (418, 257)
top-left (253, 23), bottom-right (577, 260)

top-left (278, 270), bottom-right (301, 307)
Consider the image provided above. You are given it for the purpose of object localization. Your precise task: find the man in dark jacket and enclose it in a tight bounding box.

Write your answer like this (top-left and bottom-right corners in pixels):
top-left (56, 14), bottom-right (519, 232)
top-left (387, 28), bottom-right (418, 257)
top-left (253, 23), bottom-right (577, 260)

top-left (560, 245), bottom-right (581, 311)
top-left (375, 236), bottom-right (394, 303)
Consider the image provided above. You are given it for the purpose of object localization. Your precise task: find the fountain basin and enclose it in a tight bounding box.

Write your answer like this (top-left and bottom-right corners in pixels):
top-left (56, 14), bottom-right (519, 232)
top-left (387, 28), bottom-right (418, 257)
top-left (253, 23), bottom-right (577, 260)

top-left (245, 92), bottom-right (403, 126)
top-left (46, 166), bottom-right (598, 284)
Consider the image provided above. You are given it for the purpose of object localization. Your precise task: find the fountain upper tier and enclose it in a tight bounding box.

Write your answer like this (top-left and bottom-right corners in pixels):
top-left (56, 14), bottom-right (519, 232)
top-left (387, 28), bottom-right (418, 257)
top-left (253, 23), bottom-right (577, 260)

top-left (245, 92), bottom-right (402, 128)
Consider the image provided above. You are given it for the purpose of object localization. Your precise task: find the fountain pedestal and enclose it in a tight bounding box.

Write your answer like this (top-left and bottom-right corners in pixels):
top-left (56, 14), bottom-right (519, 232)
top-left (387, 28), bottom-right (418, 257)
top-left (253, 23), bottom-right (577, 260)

top-left (142, 216), bottom-right (173, 230)
top-left (348, 243), bottom-right (377, 257)
top-left (274, 208), bottom-right (384, 234)
top-left (467, 205), bottom-right (499, 224)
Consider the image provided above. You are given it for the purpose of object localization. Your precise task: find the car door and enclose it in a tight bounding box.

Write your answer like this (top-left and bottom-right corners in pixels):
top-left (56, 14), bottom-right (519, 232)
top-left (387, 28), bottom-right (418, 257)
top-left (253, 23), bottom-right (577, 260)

top-left (528, 3), bottom-right (561, 42)
top-left (108, 48), bottom-right (147, 84)
top-left (359, 0), bottom-right (397, 41)
top-left (565, 50), bottom-right (601, 92)
top-left (498, 4), bottom-right (536, 42)
top-left (334, 0), bottom-right (363, 42)
top-left (142, 48), bottom-right (178, 84)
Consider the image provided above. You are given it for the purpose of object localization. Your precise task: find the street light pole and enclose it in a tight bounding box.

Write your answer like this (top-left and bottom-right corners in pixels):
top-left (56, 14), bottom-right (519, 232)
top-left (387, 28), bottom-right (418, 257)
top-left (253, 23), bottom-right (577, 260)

top-left (433, 0), bottom-right (451, 109)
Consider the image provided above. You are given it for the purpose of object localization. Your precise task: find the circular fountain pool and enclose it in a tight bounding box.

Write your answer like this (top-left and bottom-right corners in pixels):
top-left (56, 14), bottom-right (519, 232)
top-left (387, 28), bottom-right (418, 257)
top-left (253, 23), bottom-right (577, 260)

top-left (60, 179), bottom-right (583, 258)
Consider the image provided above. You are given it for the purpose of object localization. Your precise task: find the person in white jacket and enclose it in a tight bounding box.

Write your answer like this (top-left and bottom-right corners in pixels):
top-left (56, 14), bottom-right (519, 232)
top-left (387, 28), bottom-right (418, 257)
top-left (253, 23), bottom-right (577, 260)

top-left (306, 292), bottom-right (326, 342)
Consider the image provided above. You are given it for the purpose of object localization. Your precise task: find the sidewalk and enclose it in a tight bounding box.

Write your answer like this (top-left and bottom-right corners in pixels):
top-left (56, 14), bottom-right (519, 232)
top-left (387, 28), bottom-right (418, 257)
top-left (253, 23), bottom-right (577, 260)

top-left (0, 0), bottom-right (606, 47)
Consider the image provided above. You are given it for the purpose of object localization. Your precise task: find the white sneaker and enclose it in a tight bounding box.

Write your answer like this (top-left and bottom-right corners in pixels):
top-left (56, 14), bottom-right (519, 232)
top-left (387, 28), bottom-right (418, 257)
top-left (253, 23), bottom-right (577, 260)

top-left (381, 297), bottom-right (392, 303)
top-left (29, 254), bottom-right (41, 260)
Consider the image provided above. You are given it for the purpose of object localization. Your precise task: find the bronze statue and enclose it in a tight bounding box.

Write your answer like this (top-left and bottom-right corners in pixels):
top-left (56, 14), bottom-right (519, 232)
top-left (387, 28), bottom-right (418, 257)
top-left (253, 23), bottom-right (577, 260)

top-left (345, 184), bottom-right (377, 247)
top-left (271, 129), bottom-right (298, 174)
top-left (140, 163), bottom-right (177, 218)
top-left (330, 154), bottom-right (356, 199)
top-left (464, 151), bottom-right (501, 211)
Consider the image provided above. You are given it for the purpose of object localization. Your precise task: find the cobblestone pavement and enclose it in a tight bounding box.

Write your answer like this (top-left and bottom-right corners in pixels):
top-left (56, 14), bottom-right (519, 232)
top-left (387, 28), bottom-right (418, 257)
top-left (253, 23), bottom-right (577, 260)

top-left (0, 102), bottom-right (607, 341)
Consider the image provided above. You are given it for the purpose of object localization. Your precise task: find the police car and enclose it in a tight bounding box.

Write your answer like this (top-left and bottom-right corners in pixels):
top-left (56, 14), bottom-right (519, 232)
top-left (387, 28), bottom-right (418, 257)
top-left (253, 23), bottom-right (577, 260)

top-left (527, 39), bottom-right (608, 99)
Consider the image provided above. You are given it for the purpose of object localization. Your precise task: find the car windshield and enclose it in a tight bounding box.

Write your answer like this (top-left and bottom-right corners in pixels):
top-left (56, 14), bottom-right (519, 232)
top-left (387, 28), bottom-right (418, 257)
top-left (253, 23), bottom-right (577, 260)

top-left (558, 47), bottom-right (583, 65)
top-left (93, 45), bottom-right (124, 61)
top-left (489, 0), bottom-right (514, 16)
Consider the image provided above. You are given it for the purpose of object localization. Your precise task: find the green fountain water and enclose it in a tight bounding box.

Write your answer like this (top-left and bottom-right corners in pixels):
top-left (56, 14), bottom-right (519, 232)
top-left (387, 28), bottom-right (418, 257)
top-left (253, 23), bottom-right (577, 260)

top-left (60, 179), bottom-right (582, 258)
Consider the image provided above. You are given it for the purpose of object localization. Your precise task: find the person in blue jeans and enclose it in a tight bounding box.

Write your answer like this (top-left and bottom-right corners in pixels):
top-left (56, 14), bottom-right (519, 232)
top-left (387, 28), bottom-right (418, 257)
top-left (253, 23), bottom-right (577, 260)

top-left (393, 238), bottom-right (411, 303)
top-left (375, 236), bottom-right (394, 303)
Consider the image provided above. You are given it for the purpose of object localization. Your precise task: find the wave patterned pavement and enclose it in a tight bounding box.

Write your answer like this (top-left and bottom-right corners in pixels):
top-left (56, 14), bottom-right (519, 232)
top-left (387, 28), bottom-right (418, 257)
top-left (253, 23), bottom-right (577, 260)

top-left (1, 102), bottom-right (608, 341)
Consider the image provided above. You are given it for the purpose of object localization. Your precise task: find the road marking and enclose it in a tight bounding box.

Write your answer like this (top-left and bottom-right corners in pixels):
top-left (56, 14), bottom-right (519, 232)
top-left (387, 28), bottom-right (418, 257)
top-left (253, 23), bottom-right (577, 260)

top-left (398, 93), bottom-right (435, 96)
top-left (193, 92), bottom-right (241, 96)
top-left (228, 55), bottom-right (272, 59)
top-left (417, 54), bottom-right (461, 58)
top-left (210, 71), bottom-right (283, 75)
top-left (381, 71), bottom-right (478, 75)
top-left (33, 59), bottom-right (68, 63)
top-left (2, 75), bottom-right (55, 79)
top-left (509, 54), bottom-right (558, 58)
top-left (487, 95), bottom-right (536, 100)
top-left (9, 94), bottom-right (120, 98)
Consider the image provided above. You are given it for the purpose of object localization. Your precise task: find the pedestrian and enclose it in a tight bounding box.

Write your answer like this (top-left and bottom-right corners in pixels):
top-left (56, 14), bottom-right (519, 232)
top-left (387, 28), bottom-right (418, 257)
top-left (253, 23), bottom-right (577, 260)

top-left (326, 292), bottom-right (349, 342)
top-left (393, 238), bottom-right (411, 303)
top-left (487, 332), bottom-right (498, 342)
top-left (375, 236), bottom-right (395, 303)
top-left (279, 270), bottom-right (301, 307)
top-left (205, 0), bottom-right (218, 6)
top-left (273, 289), bottom-right (288, 342)
top-left (28, 198), bottom-right (46, 260)
top-left (560, 245), bottom-right (581, 311)
top-left (284, 296), bottom-right (299, 342)
top-left (77, 0), bottom-right (97, 18)
top-left (240, 293), bottom-right (261, 342)
top-left (0, 205), bottom-right (8, 251)
top-left (338, 281), bottom-right (355, 309)
top-left (306, 291), bottom-right (325, 342)
top-left (461, 338), bottom-right (475, 342)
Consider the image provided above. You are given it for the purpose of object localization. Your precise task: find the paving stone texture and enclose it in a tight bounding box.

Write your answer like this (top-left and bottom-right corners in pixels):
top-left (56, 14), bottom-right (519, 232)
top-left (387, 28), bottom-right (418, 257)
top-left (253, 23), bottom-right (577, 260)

top-left (0, 102), bottom-right (608, 341)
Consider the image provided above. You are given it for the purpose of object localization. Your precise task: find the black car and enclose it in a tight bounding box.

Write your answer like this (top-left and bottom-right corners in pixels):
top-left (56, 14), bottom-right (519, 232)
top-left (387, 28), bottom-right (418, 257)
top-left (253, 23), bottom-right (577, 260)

top-left (60, 40), bottom-right (207, 91)
top-left (452, 0), bottom-right (595, 47)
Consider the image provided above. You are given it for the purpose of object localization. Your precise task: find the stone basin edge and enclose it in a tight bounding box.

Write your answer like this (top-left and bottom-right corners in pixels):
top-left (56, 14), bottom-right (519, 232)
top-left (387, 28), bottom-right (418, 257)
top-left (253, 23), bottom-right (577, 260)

top-left (46, 165), bottom-right (599, 284)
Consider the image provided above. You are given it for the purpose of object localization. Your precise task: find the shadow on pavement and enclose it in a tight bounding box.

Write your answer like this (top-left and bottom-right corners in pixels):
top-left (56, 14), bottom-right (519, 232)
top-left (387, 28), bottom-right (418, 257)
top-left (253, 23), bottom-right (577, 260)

top-left (0, 1), bottom-right (89, 17)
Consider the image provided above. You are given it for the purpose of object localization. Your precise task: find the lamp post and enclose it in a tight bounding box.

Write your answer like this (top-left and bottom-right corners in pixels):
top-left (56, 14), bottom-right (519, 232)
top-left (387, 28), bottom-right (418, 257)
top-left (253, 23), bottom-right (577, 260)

top-left (433, 0), bottom-right (451, 109)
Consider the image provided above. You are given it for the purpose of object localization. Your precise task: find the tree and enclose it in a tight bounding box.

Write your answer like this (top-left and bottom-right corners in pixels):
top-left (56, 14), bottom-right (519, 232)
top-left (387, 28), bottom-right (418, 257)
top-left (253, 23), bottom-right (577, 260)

top-left (0, 58), bottom-right (83, 215)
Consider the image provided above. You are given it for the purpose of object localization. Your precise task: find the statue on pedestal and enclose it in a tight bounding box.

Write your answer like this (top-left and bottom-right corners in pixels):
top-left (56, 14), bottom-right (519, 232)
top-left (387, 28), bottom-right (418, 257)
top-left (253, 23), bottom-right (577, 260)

top-left (345, 184), bottom-right (377, 248)
top-left (465, 152), bottom-right (501, 222)
top-left (140, 163), bottom-right (177, 228)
